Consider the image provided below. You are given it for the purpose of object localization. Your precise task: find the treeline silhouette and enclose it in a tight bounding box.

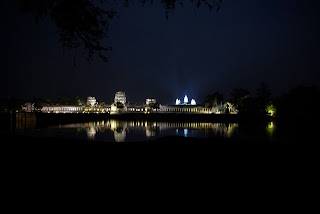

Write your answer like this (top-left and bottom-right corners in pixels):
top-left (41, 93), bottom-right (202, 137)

top-left (203, 82), bottom-right (272, 115)
top-left (0, 94), bottom-right (86, 112)
top-left (203, 84), bottom-right (319, 121)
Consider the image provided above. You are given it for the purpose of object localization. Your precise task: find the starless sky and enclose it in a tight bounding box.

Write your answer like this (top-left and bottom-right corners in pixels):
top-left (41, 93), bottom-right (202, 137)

top-left (1, 0), bottom-right (320, 104)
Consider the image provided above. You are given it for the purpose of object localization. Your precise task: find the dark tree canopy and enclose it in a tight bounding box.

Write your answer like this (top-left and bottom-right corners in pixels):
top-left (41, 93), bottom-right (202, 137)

top-left (32, 97), bottom-right (54, 109)
top-left (276, 86), bottom-right (320, 119)
top-left (116, 102), bottom-right (124, 108)
top-left (203, 92), bottom-right (223, 108)
top-left (149, 102), bottom-right (160, 109)
top-left (19, 0), bottom-right (223, 62)
top-left (256, 82), bottom-right (271, 104)
top-left (229, 88), bottom-right (250, 107)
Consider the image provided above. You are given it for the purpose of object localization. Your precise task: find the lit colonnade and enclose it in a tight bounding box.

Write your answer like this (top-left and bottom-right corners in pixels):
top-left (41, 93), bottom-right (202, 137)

top-left (41, 96), bottom-right (111, 113)
top-left (127, 105), bottom-right (147, 113)
top-left (159, 105), bottom-right (213, 114)
top-left (41, 106), bottom-right (85, 113)
top-left (84, 105), bottom-right (111, 113)
top-left (42, 105), bottom-right (112, 113)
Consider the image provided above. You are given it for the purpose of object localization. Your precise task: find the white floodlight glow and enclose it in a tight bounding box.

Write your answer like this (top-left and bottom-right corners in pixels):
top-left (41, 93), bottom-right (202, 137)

top-left (176, 99), bottom-right (181, 105)
top-left (184, 95), bottom-right (188, 103)
top-left (111, 105), bottom-right (116, 111)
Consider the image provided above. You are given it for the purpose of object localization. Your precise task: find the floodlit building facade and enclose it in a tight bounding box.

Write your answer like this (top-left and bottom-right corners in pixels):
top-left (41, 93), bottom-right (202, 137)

top-left (175, 95), bottom-right (196, 106)
top-left (24, 91), bottom-right (237, 114)
top-left (146, 98), bottom-right (156, 105)
top-left (159, 105), bottom-right (212, 114)
top-left (41, 106), bottom-right (85, 113)
top-left (114, 91), bottom-right (126, 104)
top-left (87, 96), bottom-right (97, 106)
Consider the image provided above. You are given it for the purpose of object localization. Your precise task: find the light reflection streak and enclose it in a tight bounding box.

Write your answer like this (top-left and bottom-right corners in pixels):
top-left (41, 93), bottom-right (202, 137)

top-left (58, 120), bottom-right (239, 142)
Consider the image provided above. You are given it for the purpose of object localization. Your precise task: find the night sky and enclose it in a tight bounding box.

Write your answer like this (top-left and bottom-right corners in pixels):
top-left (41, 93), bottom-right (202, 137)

top-left (1, 0), bottom-right (320, 105)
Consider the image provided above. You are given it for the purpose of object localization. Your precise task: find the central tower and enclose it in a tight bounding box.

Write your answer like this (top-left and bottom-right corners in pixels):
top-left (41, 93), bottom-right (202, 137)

top-left (184, 95), bottom-right (189, 104)
top-left (114, 91), bottom-right (126, 104)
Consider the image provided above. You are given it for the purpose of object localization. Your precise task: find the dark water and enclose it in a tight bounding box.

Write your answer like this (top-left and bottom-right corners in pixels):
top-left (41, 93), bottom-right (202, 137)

top-left (14, 119), bottom-right (279, 143)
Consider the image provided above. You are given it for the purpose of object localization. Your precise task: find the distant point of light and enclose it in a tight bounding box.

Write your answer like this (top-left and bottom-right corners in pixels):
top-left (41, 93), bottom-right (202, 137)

top-left (191, 99), bottom-right (196, 105)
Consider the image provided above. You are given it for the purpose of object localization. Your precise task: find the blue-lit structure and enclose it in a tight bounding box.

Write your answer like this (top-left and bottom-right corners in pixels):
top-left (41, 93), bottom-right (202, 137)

top-left (175, 95), bottom-right (196, 106)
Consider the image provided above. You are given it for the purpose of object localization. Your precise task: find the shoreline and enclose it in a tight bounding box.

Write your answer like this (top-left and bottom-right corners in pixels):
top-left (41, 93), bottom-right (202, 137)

top-left (29, 112), bottom-right (270, 126)
top-left (1, 112), bottom-right (273, 129)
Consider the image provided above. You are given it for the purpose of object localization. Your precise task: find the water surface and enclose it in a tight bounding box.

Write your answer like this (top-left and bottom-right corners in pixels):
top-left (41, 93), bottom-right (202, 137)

top-left (12, 117), bottom-right (284, 143)
top-left (16, 119), bottom-right (247, 142)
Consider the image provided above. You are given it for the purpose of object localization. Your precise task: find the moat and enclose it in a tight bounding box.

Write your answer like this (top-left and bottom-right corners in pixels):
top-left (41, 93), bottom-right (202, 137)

top-left (12, 119), bottom-right (279, 143)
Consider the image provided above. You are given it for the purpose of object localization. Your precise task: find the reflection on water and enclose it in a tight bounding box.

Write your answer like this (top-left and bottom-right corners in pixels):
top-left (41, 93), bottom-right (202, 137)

top-left (266, 122), bottom-right (275, 137)
top-left (59, 120), bottom-right (239, 142)
top-left (184, 129), bottom-right (188, 137)
top-left (110, 120), bottom-right (127, 142)
top-left (86, 127), bottom-right (96, 140)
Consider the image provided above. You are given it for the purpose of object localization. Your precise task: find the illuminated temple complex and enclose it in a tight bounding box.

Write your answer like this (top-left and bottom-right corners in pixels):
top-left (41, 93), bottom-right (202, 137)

top-left (30, 91), bottom-right (237, 114)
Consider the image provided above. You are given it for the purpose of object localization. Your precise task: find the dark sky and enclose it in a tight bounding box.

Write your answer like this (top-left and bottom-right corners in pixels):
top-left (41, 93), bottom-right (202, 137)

top-left (1, 0), bottom-right (320, 104)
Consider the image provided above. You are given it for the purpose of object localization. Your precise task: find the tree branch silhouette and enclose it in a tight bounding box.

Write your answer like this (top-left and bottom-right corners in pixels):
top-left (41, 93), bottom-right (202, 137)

top-left (20, 0), bottom-right (222, 62)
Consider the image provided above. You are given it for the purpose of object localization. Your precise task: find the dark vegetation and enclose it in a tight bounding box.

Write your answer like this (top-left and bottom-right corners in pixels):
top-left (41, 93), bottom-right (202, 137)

top-left (203, 83), bottom-right (271, 115)
top-left (275, 86), bottom-right (319, 121)
top-left (203, 92), bottom-right (223, 108)
top-left (0, 94), bottom-right (86, 113)
top-left (32, 94), bottom-right (85, 109)
top-left (202, 82), bottom-right (319, 122)
top-left (116, 102), bottom-right (124, 109)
